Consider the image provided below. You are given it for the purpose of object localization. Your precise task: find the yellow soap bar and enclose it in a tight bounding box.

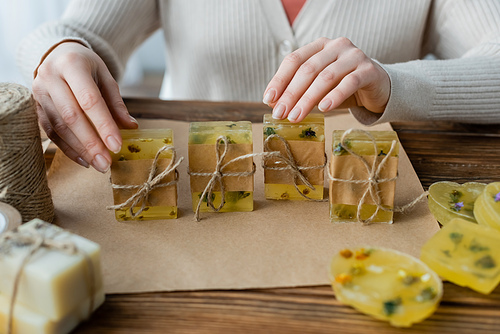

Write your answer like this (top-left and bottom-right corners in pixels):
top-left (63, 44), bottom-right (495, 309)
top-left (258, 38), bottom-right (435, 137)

top-left (110, 129), bottom-right (177, 220)
top-left (329, 247), bottom-right (442, 327)
top-left (188, 121), bottom-right (254, 213)
top-left (428, 181), bottom-right (486, 225)
top-left (329, 130), bottom-right (399, 223)
top-left (474, 182), bottom-right (500, 230)
top-left (262, 114), bottom-right (325, 200)
top-left (421, 218), bottom-right (500, 294)
top-left (0, 289), bottom-right (104, 334)
top-left (0, 219), bottom-right (104, 321)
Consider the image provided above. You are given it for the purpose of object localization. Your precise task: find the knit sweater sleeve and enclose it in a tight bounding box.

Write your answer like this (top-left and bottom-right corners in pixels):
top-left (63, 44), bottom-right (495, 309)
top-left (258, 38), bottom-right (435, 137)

top-left (350, 0), bottom-right (500, 125)
top-left (16, 0), bottom-right (160, 84)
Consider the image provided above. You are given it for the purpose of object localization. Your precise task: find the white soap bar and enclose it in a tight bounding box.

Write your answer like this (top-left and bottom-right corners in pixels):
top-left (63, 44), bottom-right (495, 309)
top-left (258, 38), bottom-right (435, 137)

top-left (0, 219), bottom-right (103, 321)
top-left (0, 289), bottom-right (104, 334)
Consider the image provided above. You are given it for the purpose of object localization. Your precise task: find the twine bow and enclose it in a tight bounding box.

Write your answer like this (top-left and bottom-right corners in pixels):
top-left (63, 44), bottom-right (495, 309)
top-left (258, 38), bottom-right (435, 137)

top-left (329, 129), bottom-right (427, 224)
top-left (188, 136), bottom-right (258, 222)
top-left (107, 145), bottom-right (183, 218)
top-left (262, 134), bottom-right (327, 201)
top-left (0, 221), bottom-right (95, 334)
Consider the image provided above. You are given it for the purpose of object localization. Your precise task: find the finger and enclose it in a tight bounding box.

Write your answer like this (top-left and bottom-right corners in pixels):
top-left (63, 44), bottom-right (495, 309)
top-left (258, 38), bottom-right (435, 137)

top-left (36, 100), bottom-right (90, 168)
top-left (272, 50), bottom-right (340, 121)
top-left (98, 68), bottom-right (138, 129)
top-left (263, 38), bottom-right (329, 112)
top-left (62, 65), bottom-right (123, 154)
top-left (320, 70), bottom-right (371, 112)
top-left (45, 79), bottom-right (112, 173)
top-left (283, 50), bottom-right (362, 122)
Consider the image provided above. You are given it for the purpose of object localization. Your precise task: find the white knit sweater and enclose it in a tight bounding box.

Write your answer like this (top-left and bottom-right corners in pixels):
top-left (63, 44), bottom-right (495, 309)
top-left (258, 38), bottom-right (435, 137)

top-left (17, 0), bottom-right (500, 124)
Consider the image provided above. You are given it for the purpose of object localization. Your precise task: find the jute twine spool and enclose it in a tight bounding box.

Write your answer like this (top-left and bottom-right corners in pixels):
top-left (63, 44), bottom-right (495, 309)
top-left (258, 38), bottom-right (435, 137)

top-left (0, 83), bottom-right (54, 223)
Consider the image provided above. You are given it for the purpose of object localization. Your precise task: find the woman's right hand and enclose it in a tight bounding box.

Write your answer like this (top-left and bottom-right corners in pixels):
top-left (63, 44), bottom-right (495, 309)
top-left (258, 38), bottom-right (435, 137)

top-left (32, 41), bottom-right (138, 173)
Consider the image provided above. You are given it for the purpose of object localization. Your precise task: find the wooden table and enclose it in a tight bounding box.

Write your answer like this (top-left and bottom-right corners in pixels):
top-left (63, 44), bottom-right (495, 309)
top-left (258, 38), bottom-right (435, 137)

top-left (65, 98), bottom-right (500, 334)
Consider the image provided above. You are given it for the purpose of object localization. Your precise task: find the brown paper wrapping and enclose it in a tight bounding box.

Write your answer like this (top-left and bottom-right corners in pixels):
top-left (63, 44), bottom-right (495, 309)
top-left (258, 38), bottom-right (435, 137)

top-left (264, 140), bottom-right (325, 186)
top-left (329, 155), bottom-right (398, 207)
top-left (111, 158), bottom-right (177, 207)
top-left (47, 114), bottom-right (439, 294)
top-left (188, 143), bottom-right (253, 192)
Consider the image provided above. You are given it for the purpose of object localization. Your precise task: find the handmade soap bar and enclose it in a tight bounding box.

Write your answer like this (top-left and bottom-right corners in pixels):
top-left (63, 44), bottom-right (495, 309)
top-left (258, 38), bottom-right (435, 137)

top-left (188, 121), bottom-right (254, 213)
top-left (428, 181), bottom-right (486, 225)
top-left (262, 114), bottom-right (325, 200)
top-left (329, 130), bottom-right (399, 223)
top-left (474, 182), bottom-right (500, 230)
top-left (421, 218), bottom-right (500, 294)
top-left (110, 129), bottom-right (178, 220)
top-left (0, 289), bottom-right (104, 334)
top-left (329, 247), bottom-right (442, 327)
top-left (0, 219), bottom-right (104, 322)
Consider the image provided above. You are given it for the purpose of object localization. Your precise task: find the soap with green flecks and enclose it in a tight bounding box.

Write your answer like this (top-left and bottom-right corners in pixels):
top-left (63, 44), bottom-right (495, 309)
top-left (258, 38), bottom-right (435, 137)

top-left (421, 217), bottom-right (500, 294)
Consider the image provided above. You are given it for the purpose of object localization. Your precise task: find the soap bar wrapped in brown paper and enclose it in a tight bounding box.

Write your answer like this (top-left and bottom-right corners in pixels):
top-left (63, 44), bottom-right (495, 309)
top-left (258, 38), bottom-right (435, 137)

top-left (263, 114), bottom-right (326, 200)
top-left (109, 129), bottom-right (180, 221)
top-left (329, 130), bottom-right (399, 224)
top-left (188, 121), bottom-right (254, 215)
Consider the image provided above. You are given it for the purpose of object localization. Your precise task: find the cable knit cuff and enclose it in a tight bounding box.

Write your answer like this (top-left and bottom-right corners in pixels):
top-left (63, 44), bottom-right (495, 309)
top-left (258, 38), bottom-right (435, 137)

top-left (349, 60), bottom-right (434, 126)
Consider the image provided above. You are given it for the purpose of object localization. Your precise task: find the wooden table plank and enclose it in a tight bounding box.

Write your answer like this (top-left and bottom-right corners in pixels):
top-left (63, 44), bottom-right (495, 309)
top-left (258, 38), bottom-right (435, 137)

top-left (63, 98), bottom-right (500, 333)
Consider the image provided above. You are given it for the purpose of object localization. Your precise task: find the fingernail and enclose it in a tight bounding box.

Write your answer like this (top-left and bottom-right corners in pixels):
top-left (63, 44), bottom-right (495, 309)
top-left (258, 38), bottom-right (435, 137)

top-left (263, 89), bottom-right (276, 105)
top-left (129, 115), bottom-right (138, 124)
top-left (272, 103), bottom-right (286, 119)
top-left (92, 154), bottom-right (110, 173)
top-left (288, 107), bottom-right (301, 122)
top-left (318, 99), bottom-right (332, 112)
top-left (106, 135), bottom-right (121, 154)
top-left (76, 157), bottom-right (89, 168)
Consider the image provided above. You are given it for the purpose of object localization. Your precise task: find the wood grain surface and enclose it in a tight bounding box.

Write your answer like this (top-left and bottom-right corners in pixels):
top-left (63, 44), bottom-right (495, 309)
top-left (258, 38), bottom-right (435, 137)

top-left (57, 98), bottom-right (500, 333)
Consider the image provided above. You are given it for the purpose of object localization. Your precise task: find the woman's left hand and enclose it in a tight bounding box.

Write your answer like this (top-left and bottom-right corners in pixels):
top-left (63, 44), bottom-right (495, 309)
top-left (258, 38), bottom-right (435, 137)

top-left (263, 37), bottom-right (391, 122)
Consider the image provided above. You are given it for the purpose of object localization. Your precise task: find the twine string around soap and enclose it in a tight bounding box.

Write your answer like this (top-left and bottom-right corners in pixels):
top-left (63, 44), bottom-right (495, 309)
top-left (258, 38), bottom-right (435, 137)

top-left (107, 145), bottom-right (184, 218)
top-left (262, 134), bottom-right (328, 202)
top-left (0, 222), bottom-right (95, 334)
top-left (328, 129), bottom-right (428, 224)
top-left (188, 136), bottom-right (269, 222)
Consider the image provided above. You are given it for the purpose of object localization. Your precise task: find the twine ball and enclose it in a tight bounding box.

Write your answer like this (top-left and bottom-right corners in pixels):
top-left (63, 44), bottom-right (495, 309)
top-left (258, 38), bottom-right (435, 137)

top-left (0, 83), bottom-right (54, 223)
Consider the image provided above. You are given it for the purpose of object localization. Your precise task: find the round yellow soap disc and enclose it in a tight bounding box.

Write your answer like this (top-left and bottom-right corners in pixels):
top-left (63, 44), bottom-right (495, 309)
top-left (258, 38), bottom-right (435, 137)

top-left (329, 247), bottom-right (442, 328)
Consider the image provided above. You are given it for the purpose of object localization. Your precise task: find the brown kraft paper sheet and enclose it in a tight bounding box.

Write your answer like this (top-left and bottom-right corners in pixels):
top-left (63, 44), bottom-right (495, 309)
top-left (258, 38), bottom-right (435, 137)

top-left (265, 140), bottom-right (325, 186)
top-left (111, 158), bottom-right (177, 207)
top-left (47, 113), bottom-right (440, 294)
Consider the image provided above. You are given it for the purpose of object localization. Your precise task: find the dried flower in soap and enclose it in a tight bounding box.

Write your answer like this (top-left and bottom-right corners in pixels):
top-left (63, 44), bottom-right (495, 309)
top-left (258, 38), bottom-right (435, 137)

top-left (451, 201), bottom-right (464, 212)
top-left (494, 192), bottom-right (500, 202)
top-left (339, 249), bottom-right (353, 259)
top-left (383, 297), bottom-right (402, 316)
top-left (299, 127), bottom-right (316, 138)
top-left (355, 248), bottom-right (373, 260)
top-left (450, 190), bottom-right (462, 203)
top-left (449, 232), bottom-right (463, 245)
top-left (127, 144), bottom-right (141, 153)
top-left (335, 273), bottom-right (353, 284)
top-left (475, 255), bottom-right (496, 269)
top-left (264, 127), bottom-right (276, 136)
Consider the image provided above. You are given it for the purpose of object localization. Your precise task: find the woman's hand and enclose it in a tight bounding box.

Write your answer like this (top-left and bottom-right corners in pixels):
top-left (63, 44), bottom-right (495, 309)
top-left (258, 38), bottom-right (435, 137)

top-left (263, 37), bottom-right (391, 122)
top-left (32, 42), bottom-right (138, 172)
